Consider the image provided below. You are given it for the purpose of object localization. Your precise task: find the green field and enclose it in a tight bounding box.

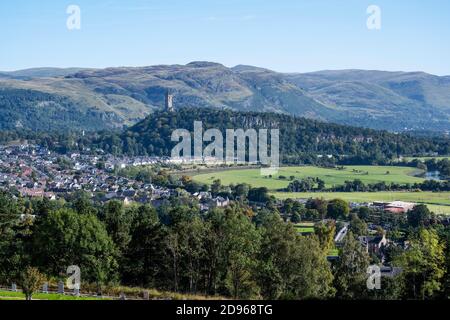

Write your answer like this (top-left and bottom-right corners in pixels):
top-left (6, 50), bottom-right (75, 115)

top-left (273, 192), bottom-right (450, 215)
top-left (294, 222), bottom-right (315, 234)
top-left (192, 166), bottom-right (450, 215)
top-left (193, 166), bottom-right (426, 190)
top-left (0, 290), bottom-right (107, 300)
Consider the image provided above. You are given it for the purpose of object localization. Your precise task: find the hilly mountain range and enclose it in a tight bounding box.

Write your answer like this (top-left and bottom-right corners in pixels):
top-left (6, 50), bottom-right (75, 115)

top-left (1, 62), bottom-right (450, 132)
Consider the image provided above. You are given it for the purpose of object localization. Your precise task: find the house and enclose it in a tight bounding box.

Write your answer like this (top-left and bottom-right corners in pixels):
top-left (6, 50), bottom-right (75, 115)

top-left (198, 197), bottom-right (231, 211)
top-left (104, 192), bottom-right (118, 201)
top-left (19, 188), bottom-right (45, 198)
top-left (193, 192), bottom-right (211, 201)
top-left (212, 196), bottom-right (230, 208)
top-left (122, 189), bottom-right (137, 198)
top-left (122, 197), bottom-right (132, 206)
top-left (20, 214), bottom-right (36, 221)
top-left (359, 234), bottom-right (387, 255)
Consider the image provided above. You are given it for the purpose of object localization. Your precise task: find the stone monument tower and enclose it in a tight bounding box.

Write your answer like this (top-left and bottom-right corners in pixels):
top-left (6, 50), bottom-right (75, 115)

top-left (165, 91), bottom-right (174, 112)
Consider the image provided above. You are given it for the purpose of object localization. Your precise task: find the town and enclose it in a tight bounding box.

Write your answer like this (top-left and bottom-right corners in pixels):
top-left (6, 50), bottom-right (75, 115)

top-left (2, 142), bottom-right (447, 266)
top-left (0, 143), bottom-right (231, 211)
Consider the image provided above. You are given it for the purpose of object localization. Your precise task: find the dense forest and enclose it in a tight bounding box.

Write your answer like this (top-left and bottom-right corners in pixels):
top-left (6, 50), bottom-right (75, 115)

top-left (1, 108), bottom-right (449, 165)
top-left (0, 88), bottom-right (122, 131)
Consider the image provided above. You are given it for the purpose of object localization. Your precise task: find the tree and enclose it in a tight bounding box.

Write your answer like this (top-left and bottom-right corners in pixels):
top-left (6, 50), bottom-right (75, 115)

top-left (395, 228), bottom-right (446, 299)
top-left (20, 267), bottom-right (46, 301)
top-left (333, 232), bottom-right (370, 299)
top-left (291, 212), bottom-right (301, 224)
top-left (366, 275), bottom-right (404, 300)
top-left (122, 205), bottom-right (165, 288)
top-left (233, 184), bottom-right (250, 201)
top-left (440, 226), bottom-right (450, 299)
top-left (282, 198), bottom-right (295, 215)
top-left (327, 199), bottom-right (350, 220)
top-left (306, 198), bottom-right (328, 219)
top-left (257, 213), bottom-right (335, 299)
top-left (349, 213), bottom-right (368, 237)
top-left (289, 235), bottom-right (335, 299)
top-left (408, 205), bottom-right (432, 228)
top-left (315, 221), bottom-right (336, 251)
top-left (223, 206), bottom-right (261, 299)
top-left (211, 179), bottom-right (222, 197)
top-left (203, 209), bottom-right (228, 295)
top-left (32, 209), bottom-right (118, 286)
top-left (357, 206), bottom-right (371, 221)
top-left (167, 216), bottom-right (207, 294)
top-left (71, 191), bottom-right (97, 216)
top-left (0, 192), bottom-right (29, 284)
top-left (102, 200), bottom-right (133, 255)
top-left (317, 179), bottom-right (326, 191)
top-left (248, 187), bottom-right (270, 204)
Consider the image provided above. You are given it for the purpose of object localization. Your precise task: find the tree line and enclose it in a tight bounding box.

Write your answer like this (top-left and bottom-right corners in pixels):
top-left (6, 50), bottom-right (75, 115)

top-left (1, 108), bottom-right (450, 165)
top-left (285, 177), bottom-right (450, 193)
top-left (0, 190), bottom-right (449, 300)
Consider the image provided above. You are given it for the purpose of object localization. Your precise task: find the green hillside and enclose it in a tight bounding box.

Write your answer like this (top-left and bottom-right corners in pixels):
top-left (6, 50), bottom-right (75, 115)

top-left (86, 108), bottom-right (450, 163)
top-left (2, 62), bottom-right (450, 131)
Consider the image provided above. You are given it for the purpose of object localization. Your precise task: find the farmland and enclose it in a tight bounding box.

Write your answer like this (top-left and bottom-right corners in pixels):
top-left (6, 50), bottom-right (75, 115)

top-left (192, 165), bottom-right (450, 215)
top-left (192, 166), bottom-right (426, 190)
top-left (273, 192), bottom-right (450, 215)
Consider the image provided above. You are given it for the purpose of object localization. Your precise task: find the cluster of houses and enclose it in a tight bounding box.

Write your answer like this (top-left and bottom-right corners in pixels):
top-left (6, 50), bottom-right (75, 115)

top-left (0, 144), bottom-right (230, 212)
top-left (291, 198), bottom-right (417, 276)
top-left (193, 192), bottom-right (231, 211)
top-left (333, 223), bottom-right (404, 278)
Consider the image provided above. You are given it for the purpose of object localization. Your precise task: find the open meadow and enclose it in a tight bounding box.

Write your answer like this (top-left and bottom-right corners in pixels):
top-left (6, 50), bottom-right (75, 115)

top-left (192, 166), bottom-right (450, 215)
top-left (192, 166), bottom-right (426, 190)
top-left (273, 192), bottom-right (450, 215)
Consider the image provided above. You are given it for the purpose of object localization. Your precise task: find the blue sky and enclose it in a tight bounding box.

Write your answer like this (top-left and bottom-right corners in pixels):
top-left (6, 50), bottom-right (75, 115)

top-left (1, 0), bottom-right (450, 75)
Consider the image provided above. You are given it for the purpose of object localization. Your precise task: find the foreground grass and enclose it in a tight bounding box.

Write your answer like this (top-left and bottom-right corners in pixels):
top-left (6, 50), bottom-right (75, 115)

top-left (273, 191), bottom-right (450, 215)
top-left (0, 287), bottom-right (226, 301)
top-left (192, 166), bottom-right (425, 190)
top-left (0, 290), bottom-right (107, 300)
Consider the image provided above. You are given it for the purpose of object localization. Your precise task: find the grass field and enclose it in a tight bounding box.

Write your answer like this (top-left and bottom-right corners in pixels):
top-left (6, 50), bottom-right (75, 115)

top-left (192, 165), bottom-right (450, 215)
top-left (0, 290), bottom-right (107, 300)
top-left (193, 166), bottom-right (426, 190)
top-left (293, 222), bottom-right (315, 234)
top-left (273, 192), bottom-right (450, 215)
